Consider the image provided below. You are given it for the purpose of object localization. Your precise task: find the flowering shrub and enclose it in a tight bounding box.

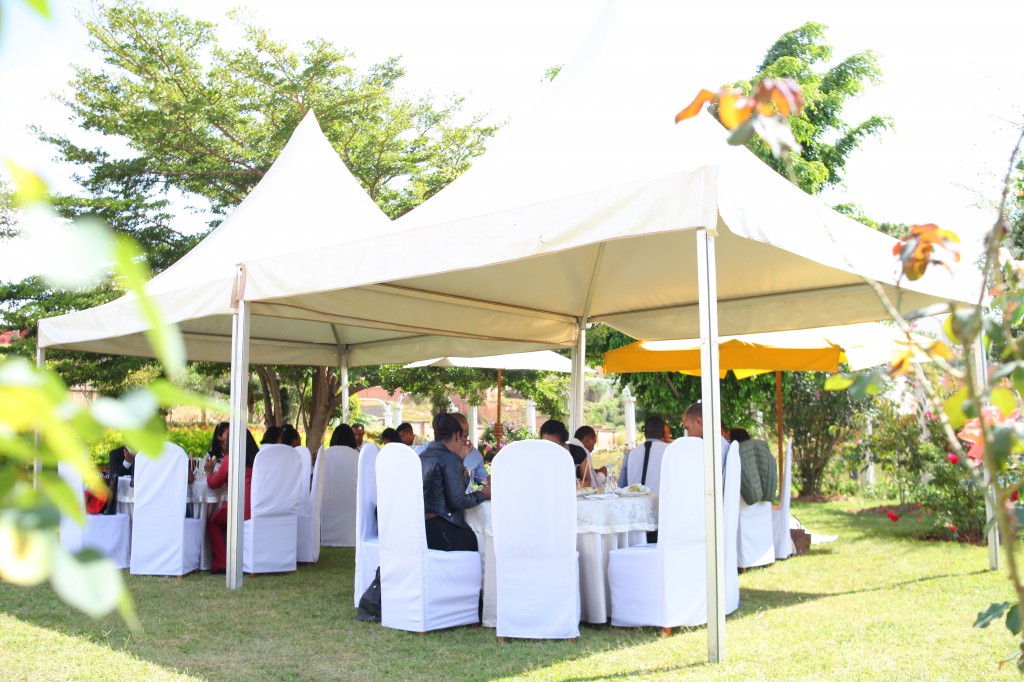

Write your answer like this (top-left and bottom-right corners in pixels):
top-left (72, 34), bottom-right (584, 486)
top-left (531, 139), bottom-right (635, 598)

top-left (479, 420), bottom-right (533, 461)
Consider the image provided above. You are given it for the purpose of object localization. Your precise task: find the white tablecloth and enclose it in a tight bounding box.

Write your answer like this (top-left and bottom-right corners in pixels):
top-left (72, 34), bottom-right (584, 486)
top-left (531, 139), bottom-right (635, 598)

top-left (116, 476), bottom-right (226, 569)
top-left (465, 493), bottom-right (657, 625)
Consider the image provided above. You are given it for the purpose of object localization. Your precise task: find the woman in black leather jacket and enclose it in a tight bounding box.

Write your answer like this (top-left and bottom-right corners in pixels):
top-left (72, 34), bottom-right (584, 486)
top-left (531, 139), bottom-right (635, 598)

top-left (420, 413), bottom-right (491, 551)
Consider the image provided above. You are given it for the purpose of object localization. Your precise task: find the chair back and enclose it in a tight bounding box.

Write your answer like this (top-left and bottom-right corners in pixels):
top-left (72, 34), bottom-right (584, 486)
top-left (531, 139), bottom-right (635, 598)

top-left (492, 440), bottom-right (576, 560)
top-left (319, 444), bottom-right (359, 546)
top-left (57, 462), bottom-right (86, 552)
top-left (723, 440), bottom-right (741, 612)
top-left (655, 437), bottom-right (705, 553)
top-left (250, 444), bottom-right (302, 518)
top-left (295, 446), bottom-right (312, 508)
top-left (132, 442), bottom-right (189, 573)
top-left (491, 439), bottom-right (579, 638)
top-left (376, 443), bottom-right (428, 628)
top-left (357, 443), bottom-right (381, 544)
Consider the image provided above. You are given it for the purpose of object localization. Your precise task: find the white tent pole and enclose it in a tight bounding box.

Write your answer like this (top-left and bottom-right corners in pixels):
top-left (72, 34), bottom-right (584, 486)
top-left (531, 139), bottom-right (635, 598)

top-left (697, 228), bottom-right (725, 662)
top-left (973, 337), bottom-right (998, 570)
top-left (469, 405), bottom-right (480, 445)
top-left (340, 348), bottom-right (350, 424)
top-left (33, 343), bottom-right (45, 490)
top-left (525, 400), bottom-right (537, 434)
top-left (623, 387), bottom-right (636, 448)
top-left (570, 323), bottom-right (586, 433)
top-left (226, 300), bottom-right (251, 589)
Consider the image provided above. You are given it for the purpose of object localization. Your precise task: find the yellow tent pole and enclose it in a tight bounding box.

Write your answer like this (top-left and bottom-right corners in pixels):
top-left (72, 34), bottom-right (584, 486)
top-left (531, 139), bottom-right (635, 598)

top-left (776, 370), bottom-right (783, 499)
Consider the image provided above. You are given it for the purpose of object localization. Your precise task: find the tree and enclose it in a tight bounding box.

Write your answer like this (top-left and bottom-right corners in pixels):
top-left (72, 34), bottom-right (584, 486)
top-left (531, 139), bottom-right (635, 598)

top-left (589, 22), bottom-right (891, 431)
top-left (21, 1), bottom-right (497, 451)
top-left (729, 22), bottom-right (891, 196)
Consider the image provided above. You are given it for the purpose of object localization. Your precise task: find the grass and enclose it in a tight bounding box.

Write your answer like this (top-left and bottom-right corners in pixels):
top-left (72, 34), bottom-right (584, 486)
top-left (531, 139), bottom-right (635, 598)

top-left (0, 499), bottom-right (1019, 681)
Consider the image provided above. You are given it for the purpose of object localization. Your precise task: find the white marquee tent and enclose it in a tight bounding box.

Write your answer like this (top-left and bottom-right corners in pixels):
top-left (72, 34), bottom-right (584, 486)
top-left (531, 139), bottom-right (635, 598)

top-left (37, 1), bottom-right (982, 661)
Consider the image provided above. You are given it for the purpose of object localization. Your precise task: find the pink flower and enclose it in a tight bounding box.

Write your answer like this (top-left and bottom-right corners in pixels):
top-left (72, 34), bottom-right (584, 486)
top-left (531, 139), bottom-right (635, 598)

top-left (957, 406), bottom-right (1020, 467)
top-left (1012, 490), bottom-right (1020, 503)
top-left (924, 411), bottom-right (934, 419)
top-left (916, 516), bottom-right (923, 522)
top-left (887, 511), bottom-right (899, 522)
top-left (947, 453), bottom-right (959, 465)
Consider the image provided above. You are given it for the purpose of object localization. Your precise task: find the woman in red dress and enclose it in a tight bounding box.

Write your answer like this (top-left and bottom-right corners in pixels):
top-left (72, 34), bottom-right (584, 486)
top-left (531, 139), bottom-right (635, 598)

top-left (205, 429), bottom-right (259, 573)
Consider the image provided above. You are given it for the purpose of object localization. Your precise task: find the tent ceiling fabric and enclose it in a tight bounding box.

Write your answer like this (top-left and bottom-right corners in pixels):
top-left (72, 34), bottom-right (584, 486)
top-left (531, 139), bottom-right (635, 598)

top-left (404, 350), bottom-right (576, 372)
top-left (38, 2), bottom-right (979, 370)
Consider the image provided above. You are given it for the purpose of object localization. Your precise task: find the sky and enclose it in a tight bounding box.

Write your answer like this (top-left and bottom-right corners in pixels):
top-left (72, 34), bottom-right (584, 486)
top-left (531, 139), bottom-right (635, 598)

top-left (0, 0), bottom-right (1022, 283)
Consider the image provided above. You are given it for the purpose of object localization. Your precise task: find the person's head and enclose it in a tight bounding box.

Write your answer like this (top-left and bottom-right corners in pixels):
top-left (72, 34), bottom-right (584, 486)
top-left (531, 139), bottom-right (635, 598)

top-left (262, 425), bottom-right (282, 446)
top-left (281, 424), bottom-right (301, 447)
top-left (210, 422), bottom-right (230, 457)
top-left (539, 419), bottom-right (569, 445)
top-left (396, 422), bottom-right (415, 447)
top-left (574, 425), bottom-right (597, 452)
top-left (643, 415), bottom-right (666, 440)
top-left (432, 413), bottom-right (467, 458)
top-left (380, 427), bottom-right (400, 445)
top-left (729, 427), bottom-right (751, 443)
top-left (682, 403), bottom-right (704, 438)
top-left (244, 429), bottom-right (259, 468)
top-left (329, 423), bottom-right (357, 449)
top-left (352, 423), bottom-right (365, 447)
top-left (450, 413), bottom-right (470, 443)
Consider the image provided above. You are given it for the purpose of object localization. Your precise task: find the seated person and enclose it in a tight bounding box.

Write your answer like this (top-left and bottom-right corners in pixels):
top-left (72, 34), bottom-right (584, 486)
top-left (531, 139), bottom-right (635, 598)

top-left (102, 445), bottom-right (134, 514)
top-left (539, 419), bottom-right (592, 485)
top-left (735, 432), bottom-right (779, 506)
top-left (379, 427), bottom-right (401, 445)
top-left (352, 424), bottom-right (365, 450)
top-left (205, 422), bottom-right (230, 474)
top-left (569, 425), bottom-right (605, 486)
top-left (205, 429), bottom-right (259, 574)
top-left (329, 423), bottom-right (358, 449)
top-left (682, 402), bottom-right (733, 479)
top-left (280, 424), bottom-right (302, 448)
top-left (617, 415), bottom-right (669, 495)
top-left (396, 422), bottom-right (416, 448)
top-left (451, 412), bottom-right (488, 484)
top-left (420, 413), bottom-right (490, 551)
top-left (261, 425), bottom-right (282, 446)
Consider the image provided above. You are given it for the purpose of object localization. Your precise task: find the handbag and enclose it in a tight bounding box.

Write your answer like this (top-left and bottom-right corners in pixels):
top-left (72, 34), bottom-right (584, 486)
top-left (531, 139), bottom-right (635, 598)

top-left (357, 567), bottom-right (381, 622)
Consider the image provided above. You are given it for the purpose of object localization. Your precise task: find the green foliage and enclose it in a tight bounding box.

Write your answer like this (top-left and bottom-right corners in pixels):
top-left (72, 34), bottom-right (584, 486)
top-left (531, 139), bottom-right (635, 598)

top-left (912, 441), bottom-right (987, 540)
top-left (732, 22), bottom-right (891, 195)
top-left (774, 371), bottom-right (865, 496)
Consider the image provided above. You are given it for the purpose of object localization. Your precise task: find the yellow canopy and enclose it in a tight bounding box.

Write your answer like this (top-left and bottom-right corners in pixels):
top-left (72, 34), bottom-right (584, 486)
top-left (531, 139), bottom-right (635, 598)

top-left (603, 323), bottom-right (928, 377)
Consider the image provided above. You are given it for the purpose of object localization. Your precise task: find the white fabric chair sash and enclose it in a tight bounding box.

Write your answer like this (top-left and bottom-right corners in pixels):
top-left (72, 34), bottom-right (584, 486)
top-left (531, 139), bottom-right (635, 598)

top-left (296, 446), bottom-right (312, 509)
top-left (772, 439), bottom-right (795, 559)
top-left (244, 444), bottom-right (302, 573)
top-left (319, 445), bottom-right (359, 547)
top-left (609, 437), bottom-right (711, 628)
top-left (130, 443), bottom-right (202, 576)
top-left (723, 440), bottom-right (740, 614)
top-left (57, 462), bottom-right (131, 569)
top-left (354, 442), bottom-right (381, 607)
top-left (492, 440), bottom-right (580, 639)
top-left (376, 443), bottom-right (481, 633)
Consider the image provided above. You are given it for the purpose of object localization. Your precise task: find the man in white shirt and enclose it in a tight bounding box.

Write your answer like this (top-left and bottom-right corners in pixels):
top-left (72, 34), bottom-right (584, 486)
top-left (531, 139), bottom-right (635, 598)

top-left (617, 416), bottom-right (669, 495)
top-left (682, 402), bottom-right (732, 478)
top-left (569, 425), bottom-right (605, 487)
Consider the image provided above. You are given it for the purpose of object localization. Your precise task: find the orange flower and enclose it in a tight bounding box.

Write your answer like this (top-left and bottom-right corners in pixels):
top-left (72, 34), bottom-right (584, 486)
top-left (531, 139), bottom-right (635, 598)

top-left (957, 406), bottom-right (1020, 466)
top-left (675, 78), bottom-right (804, 129)
top-left (892, 223), bottom-right (961, 281)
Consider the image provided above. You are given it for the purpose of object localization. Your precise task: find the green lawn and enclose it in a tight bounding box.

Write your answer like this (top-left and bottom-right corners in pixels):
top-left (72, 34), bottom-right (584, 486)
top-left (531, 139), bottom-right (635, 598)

top-left (0, 499), bottom-right (1017, 681)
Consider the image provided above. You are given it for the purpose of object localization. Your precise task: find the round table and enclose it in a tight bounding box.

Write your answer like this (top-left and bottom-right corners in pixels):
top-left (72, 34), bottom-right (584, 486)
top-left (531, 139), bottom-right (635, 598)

top-left (465, 492), bottom-right (657, 625)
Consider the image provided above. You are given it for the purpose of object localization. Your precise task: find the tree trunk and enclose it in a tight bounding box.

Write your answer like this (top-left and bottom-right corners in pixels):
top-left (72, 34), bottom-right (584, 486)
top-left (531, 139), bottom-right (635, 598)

top-left (254, 365), bottom-right (284, 427)
top-left (305, 366), bottom-right (347, 454)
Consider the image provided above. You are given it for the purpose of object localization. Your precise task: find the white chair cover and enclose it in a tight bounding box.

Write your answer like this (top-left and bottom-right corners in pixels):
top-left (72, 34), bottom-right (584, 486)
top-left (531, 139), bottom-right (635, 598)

top-left (609, 437), bottom-right (709, 628)
top-left (296, 445), bottom-right (322, 563)
top-left (738, 460), bottom-right (776, 569)
top-left (243, 444), bottom-right (302, 573)
top-left (130, 443), bottom-right (202, 576)
top-left (296, 446), bottom-right (312, 508)
top-left (492, 440), bottom-right (580, 639)
top-left (354, 442), bottom-right (381, 607)
top-left (376, 443), bottom-right (481, 632)
top-left (723, 441), bottom-right (740, 614)
top-left (57, 462), bottom-right (131, 569)
top-left (773, 439), bottom-right (794, 559)
top-left (319, 445), bottom-right (359, 546)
